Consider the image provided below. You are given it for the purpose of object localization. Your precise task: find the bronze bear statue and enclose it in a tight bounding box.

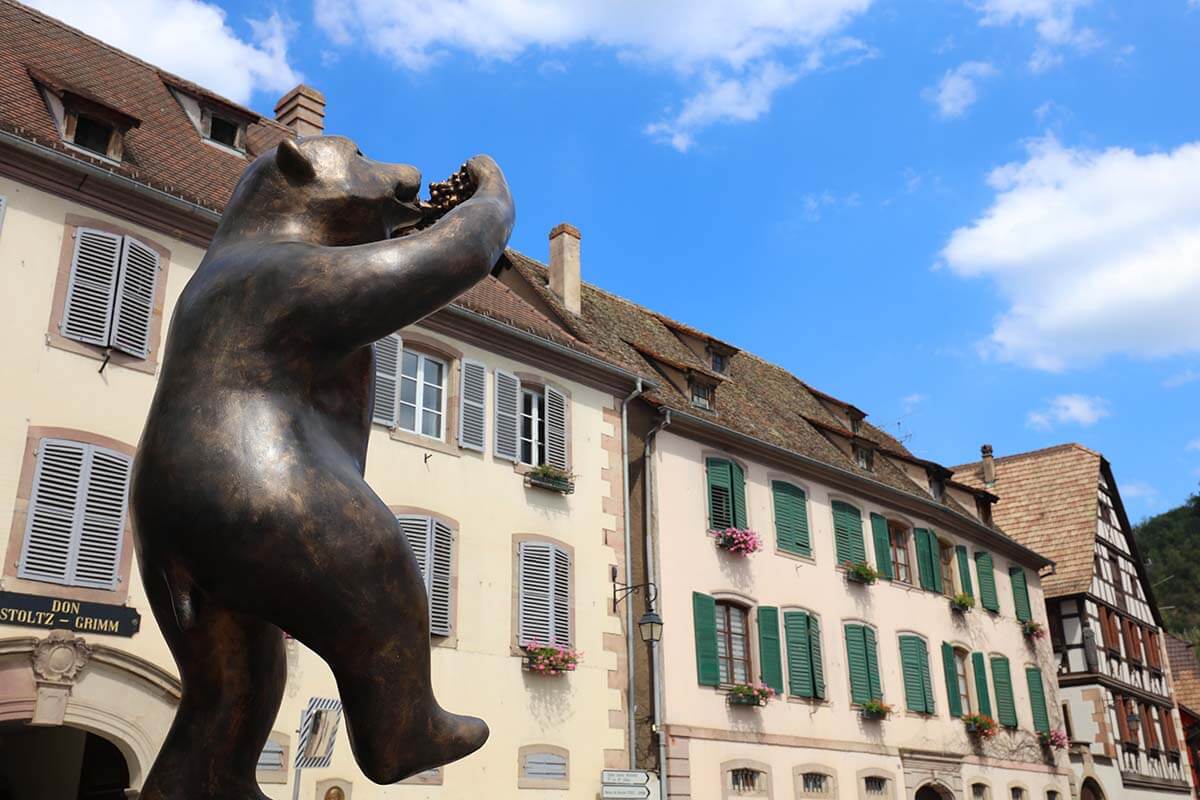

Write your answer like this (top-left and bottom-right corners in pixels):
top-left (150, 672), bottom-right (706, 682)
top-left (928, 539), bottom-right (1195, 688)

top-left (130, 136), bottom-right (515, 798)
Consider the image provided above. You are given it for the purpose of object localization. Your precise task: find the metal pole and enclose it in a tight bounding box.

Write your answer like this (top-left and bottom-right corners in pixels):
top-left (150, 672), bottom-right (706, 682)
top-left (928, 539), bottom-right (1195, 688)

top-left (620, 378), bottom-right (645, 768)
top-left (645, 410), bottom-right (671, 800)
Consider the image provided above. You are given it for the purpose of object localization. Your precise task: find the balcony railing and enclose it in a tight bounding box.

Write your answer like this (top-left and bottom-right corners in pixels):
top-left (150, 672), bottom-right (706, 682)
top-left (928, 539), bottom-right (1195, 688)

top-left (1118, 745), bottom-right (1187, 787)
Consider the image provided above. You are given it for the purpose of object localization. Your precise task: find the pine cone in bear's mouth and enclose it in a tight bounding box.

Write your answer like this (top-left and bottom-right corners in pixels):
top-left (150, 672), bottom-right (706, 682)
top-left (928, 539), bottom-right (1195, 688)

top-left (395, 163), bottom-right (477, 237)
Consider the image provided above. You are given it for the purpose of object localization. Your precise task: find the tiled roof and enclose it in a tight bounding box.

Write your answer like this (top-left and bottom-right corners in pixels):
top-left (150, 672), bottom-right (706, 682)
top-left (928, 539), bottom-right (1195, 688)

top-left (455, 275), bottom-right (593, 354)
top-left (1166, 635), bottom-right (1200, 715)
top-left (0, 0), bottom-right (293, 211)
top-left (952, 444), bottom-right (1101, 595)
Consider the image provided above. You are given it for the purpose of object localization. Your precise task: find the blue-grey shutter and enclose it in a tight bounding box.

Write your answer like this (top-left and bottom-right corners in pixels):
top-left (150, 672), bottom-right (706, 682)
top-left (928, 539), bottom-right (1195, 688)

top-left (371, 333), bottom-right (401, 427)
top-left (551, 545), bottom-right (571, 647)
top-left (544, 385), bottom-right (568, 470)
top-left (109, 236), bottom-right (159, 358)
top-left (457, 359), bottom-right (487, 451)
top-left (494, 369), bottom-right (521, 462)
top-left (61, 228), bottom-right (122, 347)
top-left (430, 520), bottom-right (453, 636)
top-left (517, 541), bottom-right (571, 647)
top-left (72, 446), bottom-right (131, 589)
top-left (523, 751), bottom-right (567, 781)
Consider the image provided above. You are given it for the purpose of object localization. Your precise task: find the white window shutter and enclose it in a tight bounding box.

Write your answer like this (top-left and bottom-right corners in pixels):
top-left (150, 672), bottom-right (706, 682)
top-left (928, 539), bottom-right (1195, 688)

top-left (457, 359), bottom-right (487, 452)
top-left (72, 446), bottom-right (131, 589)
top-left (62, 228), bottom-right (122, 347)
top-left (372, 333), bottom-right (402, 427)
top-left (494, 369), bottom-right (521, 462)
top-left (109, 236), bottom-right (159, 358)
top-left (429, 520), bottom-right (454, 636)
top-left (397, 514), bottom-right (431, 587)
top-left (552, 545), bottom-right (571, 647)
top-left (19, 439), bottom-right (87, 585)
top-left (544, 385), bottom-right (568, 471)
top-left (517, 541), bottom-right (553, 646)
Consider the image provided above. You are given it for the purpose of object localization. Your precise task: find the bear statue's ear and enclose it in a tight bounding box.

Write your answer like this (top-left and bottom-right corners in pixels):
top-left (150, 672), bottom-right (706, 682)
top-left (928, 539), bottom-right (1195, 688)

top-left (276, 138), bottom-right (316, 184)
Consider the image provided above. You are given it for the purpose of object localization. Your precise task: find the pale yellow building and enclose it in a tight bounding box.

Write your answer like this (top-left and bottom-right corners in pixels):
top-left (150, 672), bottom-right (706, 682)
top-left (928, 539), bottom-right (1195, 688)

top-left (0, 3), bottom-right (643, 797)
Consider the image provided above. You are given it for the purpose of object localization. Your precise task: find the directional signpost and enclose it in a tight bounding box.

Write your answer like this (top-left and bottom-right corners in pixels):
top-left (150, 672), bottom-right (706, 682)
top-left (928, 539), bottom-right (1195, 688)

top-left (601, 769), bottom-right (653, 800)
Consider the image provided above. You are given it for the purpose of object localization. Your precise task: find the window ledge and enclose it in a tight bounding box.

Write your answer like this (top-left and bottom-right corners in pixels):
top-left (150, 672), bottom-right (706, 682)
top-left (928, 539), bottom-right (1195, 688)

top-left (387, 427), bottom-right (460, 457)
top-left (46, 335), bottom-right (157, 376)
top-left (774, 548), bottom-right (815, 565)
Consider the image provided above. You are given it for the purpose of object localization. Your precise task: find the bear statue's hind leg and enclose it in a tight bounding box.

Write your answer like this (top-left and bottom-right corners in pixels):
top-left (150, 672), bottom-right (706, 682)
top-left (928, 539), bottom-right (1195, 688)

top-left (138, 553), bottom-right (286, 800)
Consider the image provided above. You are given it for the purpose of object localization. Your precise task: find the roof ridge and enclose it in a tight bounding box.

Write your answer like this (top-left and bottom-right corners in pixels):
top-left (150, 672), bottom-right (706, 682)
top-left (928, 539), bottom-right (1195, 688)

top-left (5, 0), bottom-right (282, 128)
top-left (950, 442), bottom-right (1100, 473)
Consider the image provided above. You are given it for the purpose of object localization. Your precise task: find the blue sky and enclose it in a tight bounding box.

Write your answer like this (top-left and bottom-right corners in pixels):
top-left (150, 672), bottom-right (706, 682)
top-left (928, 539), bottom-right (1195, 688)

top-left (30, 0), bottom-right (1200, 518)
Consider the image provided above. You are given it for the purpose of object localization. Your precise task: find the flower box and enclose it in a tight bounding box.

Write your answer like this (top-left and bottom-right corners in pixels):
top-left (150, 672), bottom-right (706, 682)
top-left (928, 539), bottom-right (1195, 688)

top-left (859, 700), bottom-right (893, 720)
top-left (727, 683), bottom-right (775, 706)
top-left (1038, 729), bottom-right (1069, 750)
top-left (964, 713), bottom-right (998, 738)
top-left (950, 593), bottom-right (975, 613)
top-left (710, 528), bottom-right (762, 556)
top-left (843, 561), bottom-right (881, 585)
top-left (522, 643), bottom-right (582, 676)
top-left (524, 466), bottom-right (576, 494)
top-left (1022, 620), bottom-right (1046, 640)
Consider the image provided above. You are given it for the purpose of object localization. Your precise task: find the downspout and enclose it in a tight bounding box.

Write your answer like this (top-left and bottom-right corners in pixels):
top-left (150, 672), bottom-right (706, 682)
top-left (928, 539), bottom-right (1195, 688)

top-left (620, 378), bottom-right (645, 769)
top-left (644, 409), bottom-right (672, 798)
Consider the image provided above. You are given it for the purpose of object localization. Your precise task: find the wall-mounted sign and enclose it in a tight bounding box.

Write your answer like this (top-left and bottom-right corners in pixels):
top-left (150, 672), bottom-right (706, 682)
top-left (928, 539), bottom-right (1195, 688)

top-left (0, 591), bottom-right (140, 637)
top-left (602, 769), bottom-right (654, 799)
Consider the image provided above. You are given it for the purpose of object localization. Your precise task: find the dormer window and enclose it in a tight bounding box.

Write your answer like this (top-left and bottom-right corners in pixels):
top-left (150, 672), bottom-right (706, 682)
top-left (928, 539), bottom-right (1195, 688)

top-left (853, 444), bottom-right (874, 471)
top-left (164, 82), bottom-right (251, 154)
top-left (711, 350), bottom-right (727, 373)
top-left (931, 478), bottom-right (945, 502)
top-left (208, 114), bottom-right (241, 149)
top-left (30, 68), bottom-right (139, 163)
top-left (976, 496), bottom-right (993, 526)
top-left (71, 114), bottom-right (116, 156)
top-left (691, 380), bottom-right (714, 410)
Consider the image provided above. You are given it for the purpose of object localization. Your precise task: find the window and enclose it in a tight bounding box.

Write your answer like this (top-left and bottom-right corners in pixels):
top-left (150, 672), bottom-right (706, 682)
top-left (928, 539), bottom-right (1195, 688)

top-left (60, 228), bottom-right (161, 360)
top-left (913, 528), bottom-right (943, 592)
top-left (772, 481), bottom-right (811, 557)
top-left (864, 776), bottom-right (889, 796)
top-left (19, 438), bottom-right (131, 590)
top-left (518, 745), bottom-right (569, 789)
top-left (943, 643), bottom-right (972, 716)
top-left (208, 114), bottom-right (240, 148)
top-left (972, 784), bottom-right (991, 800)
top-left (716, 602), bottom-right (751, 684)
top-left (256, 732), bottom-right (289, 785)
top-left (799, 771), bottom-right (832, 797)
top-left (991, 655), bottom-right (1018, 727)
top-left (706, 458), bottom-right (747, 530)
top-left (1010, 788), bottom-right (1027, 800)
top-left (494, 372), bottom-right (569, 469)
top-left (396, 515), bottom-right (454, 636)
top-left (930, 478), bottom-right (945, 501)
top-left (711, 351), bottom-right (728, 373)
top-left (940, 541), bottom-right (956, 597)
top-left (729, 768), bottom-right (766, 795)
top-left (516, 540), bottom-right (571, 647)
top-left (1045, 792), bottom-right (1060, 800)
top-left (72, 114), bottom-right (115, 156)
top-left (832, 501), bottom-right (866, 565)
top-left (844, 623), bottom-right (882, 704)
top-left (888, 522), bottom-right (911, 584)
top-left (402, 351), bottom-right (446, 438)
top-left (976, 497), bottom-right (994, 526)
top-left (955, 649), bottom-right (972, 714)
top-left (898, 634), bottom-right (935, 714)
top-left (854, 444), bottom-right (874, 470)
top-left (691, 379), bottom-right (714, 410)
top-left (784, 610), bottom-right (825, 699)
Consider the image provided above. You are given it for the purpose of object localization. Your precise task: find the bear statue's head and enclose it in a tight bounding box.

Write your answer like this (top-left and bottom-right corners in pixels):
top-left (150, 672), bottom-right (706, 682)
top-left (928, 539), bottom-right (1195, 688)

top-left (230, 135), bottom-right (427, 247)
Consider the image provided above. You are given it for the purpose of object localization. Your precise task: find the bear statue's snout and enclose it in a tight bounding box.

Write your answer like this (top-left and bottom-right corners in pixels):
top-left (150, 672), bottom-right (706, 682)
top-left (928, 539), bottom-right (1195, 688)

top-left (392, 164), bottom-right (422, 205)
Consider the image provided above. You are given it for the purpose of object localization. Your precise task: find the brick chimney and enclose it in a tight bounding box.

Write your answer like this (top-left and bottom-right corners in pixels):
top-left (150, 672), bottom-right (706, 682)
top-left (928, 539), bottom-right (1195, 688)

top-left (274, 85), bottom-right (325, 136)
top-left (549, 223), bottom-right (581, 315)
top-left (981, 444), bottom-right (996, 486)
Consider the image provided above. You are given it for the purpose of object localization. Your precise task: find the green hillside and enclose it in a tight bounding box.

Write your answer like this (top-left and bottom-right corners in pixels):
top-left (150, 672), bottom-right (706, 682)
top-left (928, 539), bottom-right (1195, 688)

top-left (1134, 490), bottom-right (1200, 635)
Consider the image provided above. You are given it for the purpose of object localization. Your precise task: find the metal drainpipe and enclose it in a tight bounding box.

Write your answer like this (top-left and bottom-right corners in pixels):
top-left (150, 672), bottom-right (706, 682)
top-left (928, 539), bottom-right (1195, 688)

top-left (620, 378), bottom-right (645, 769)
top-left (644, 409), bottom-right (671, 798)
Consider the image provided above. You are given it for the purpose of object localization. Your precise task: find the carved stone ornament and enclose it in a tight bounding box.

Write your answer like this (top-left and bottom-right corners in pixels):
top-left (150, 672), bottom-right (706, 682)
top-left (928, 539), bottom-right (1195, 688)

top-left (32, 629), bottom-right (92, 685)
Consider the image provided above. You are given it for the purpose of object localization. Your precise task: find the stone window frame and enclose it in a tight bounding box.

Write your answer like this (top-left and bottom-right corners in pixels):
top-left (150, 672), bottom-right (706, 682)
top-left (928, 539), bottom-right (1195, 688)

top-left (509, 533), bottom-right (576, 656)
top-left (826, 492), bottom-right (868, 572)
top-left (967, 780), bottom-right (993, 800)
top-left (721, 758), bottom-right (773, 800)
top-left (842, 617), bottom-right (886, 708)
top-left (856, 767), bottom-right (896, 800)
top-left (793, 763), bottom-right (836, 798)
top-left (46, 214), bottom-right (172, 375)
top-left (780, 604), bottom-right (827, 705)
top-left (384, 331), bottom-right (464, 458)
top-left (948, 641), bottom-right (977, 717)
top-left (517, 743), bottom-right (569, 789)
top-left (765, 472), bottom-right (816, 565)
top-left (701, 450), bottom-right (752, 532)
top-left (4, 426), bottom-right (136, 604)
top-left (880, 513), bottom-right (918, 587)
top-left (1042, 786), bottom-right (1064, 800)
top-left (389, 505), bottom-right (461, 649)
top-left (510, 372), bottom-right (574, 474)
top-left (256, 730), bottom-right (290, 785)
top-left (1006, 782), bottom-right (1030, 800)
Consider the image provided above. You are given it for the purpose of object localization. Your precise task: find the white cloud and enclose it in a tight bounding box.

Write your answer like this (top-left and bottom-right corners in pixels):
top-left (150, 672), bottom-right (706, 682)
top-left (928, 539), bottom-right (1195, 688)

top-left (315, 0), bottom-right (875, 149)
top-left (1186, 438), bottom-right (1200, 451)
top-left (942, 135), bottom-right (1200, 370)
top-left (1121, 481), bottom-right (1159, 505)
top-left (25, 0), bottom-right (299, 105)
top-left (924, 61), bottom-right (998, 119)
top-left (1165, 369), bottom-right (1200, 388)
top-left (902, 393), bottom-right (927, 412)
top-left (972, 0), bottom-right (1101, 72)
top-left (1026, 394), bottom-right (1109, 429)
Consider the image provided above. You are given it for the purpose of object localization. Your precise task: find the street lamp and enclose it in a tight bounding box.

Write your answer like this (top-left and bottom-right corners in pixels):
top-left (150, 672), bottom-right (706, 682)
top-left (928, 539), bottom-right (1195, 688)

top-left (638, 609), bottom-right (664, 643)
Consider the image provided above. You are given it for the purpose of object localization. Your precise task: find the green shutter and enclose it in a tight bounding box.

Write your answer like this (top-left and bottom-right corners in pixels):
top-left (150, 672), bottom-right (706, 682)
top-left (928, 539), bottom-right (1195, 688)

top-left (809, 615), bottom-right (825, 700)
top-left (976, 551), bottom-right (999, 612)
top-left (757, 606), bottom-right (783, 694)
top-left (900, 636), bottom-right (929, 713)
top-left (706, 459), bottom-right (733, 530)
top-left (1026, 666), bottom-right (1050, 732)
top-left (864, 626), bottom-right (882, 701)
top-left (692, 592), bottom-right (719, 686)
top-left (785, 611), bottom-right (814, 697)
top-left (914, 528), bottom-right (935, 590)
top-left (919, 640), bottom-right (935, 713)
top-left (870, 513), bottom-right (893, 580)
top-left (972, 652), bottom-right (992, 716)
top-left (730, 460), bottom-right (748, 529)
top-left (991, 655), bottom-right (1017, 727)
top-left (956, 545), bottom-right (974, 598)
top-left (928, 531), bottom-right (944, 593)
top-left (833, 502), bottom-right (866, 564)
top-left (772, 482), bottom-right (811, 557)
top-left (942, 643), bottom-right (962, 718)
top-left (1010, 567), bottom-right (1032, 622)
top-left (845, 624), bottom-right (870, 704)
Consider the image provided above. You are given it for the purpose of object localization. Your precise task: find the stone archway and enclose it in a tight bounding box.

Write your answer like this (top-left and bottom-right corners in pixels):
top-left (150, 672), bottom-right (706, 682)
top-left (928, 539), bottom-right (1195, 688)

top-left (0, 632), bottom-right (180, 790)
top-left (1080, 777), bottom-right (1106, 800)
top-left (915, 782), bottom-right (954, 800)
